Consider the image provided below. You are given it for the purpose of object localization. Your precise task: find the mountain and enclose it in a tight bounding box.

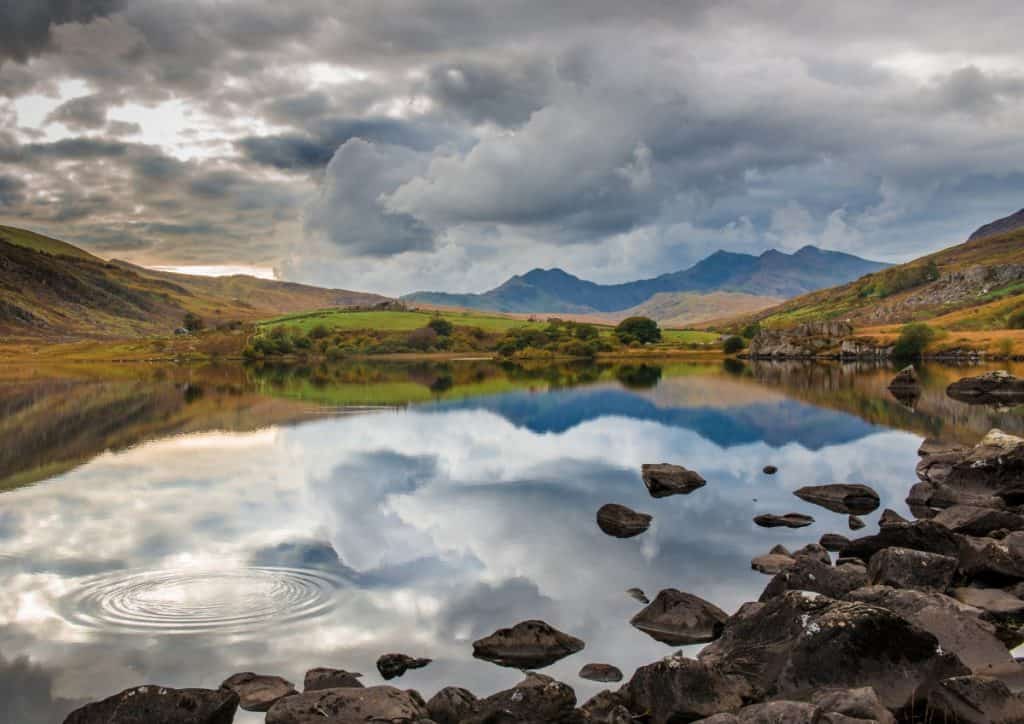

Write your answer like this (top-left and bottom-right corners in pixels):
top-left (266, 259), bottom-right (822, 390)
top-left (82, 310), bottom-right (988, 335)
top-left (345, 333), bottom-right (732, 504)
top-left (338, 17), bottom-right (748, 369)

top-left (0, 226), bottom-right (387, 340)
top-left (731, 215), bottom-right (1024, 332)
top-left (968, 208), bottom-right (1024, 241)
top-left (599, 291), bottom-right (784, 327)
top-left (404, 246), bottom-right (888, 314)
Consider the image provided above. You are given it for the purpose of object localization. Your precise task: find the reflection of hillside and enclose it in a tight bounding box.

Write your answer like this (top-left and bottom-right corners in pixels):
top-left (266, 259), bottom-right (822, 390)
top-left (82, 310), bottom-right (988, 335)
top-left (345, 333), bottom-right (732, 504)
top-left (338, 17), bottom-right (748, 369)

top-left (745, 361), bottom-right (1024, 444)
top-left (636, 373), bottom-right (788, 409)
top-left (0, 365), bottom-right (326, 491)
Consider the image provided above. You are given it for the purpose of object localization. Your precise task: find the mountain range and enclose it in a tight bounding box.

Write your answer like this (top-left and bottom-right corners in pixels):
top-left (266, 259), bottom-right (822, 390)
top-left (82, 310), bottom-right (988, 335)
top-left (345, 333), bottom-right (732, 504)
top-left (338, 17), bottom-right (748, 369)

top-left (403, 246), bottom-right (889, 314)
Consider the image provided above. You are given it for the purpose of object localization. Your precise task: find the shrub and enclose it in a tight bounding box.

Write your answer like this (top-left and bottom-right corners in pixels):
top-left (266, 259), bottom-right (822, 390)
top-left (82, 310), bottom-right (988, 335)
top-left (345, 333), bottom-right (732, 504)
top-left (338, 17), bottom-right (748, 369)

top-left (183, 312), bottom-right (204, 332)
top-left (406, 326), bottom-right (439, 350)
top-left (427, 317), bottom-right (454, 336)
top-left (574, 323), bottom-right (599, 340)
top-left (722, 335), bottom-right (746, 354)
top-left (309, 323), bottom-right (330, 339)
top-left (741, 322), bottom-right (761, 339)
top-left (615, 316), bottom-right (661, 344)
top-left (1007, 309), bottom-right (1024, 329)
top-left (892, 323), bottom-right (936, 359)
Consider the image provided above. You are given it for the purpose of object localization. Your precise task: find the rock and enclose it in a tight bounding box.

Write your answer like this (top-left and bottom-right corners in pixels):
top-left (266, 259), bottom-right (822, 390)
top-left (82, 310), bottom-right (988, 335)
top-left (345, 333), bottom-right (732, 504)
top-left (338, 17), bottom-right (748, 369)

top-left (733, 701), bottom-right (820, 723)
top-left (578, 690), bottom-right (631, 724)
top-left (848, 586), bottom-right (1014, 674)
top-left (810, 687), bottom-right (895, 724)
top-left (303, 668), bottom-right (363, 691)
top-left (641, 463), bottom-right (706, 497)
top-left (376, 653), bottom-right (431, 680)
top-left (762, 465), bottom-right (778, 475)
top-left (917, 429), bottom-right (1024, 499)
top-left (578, 664), bottom-right (623, 683)
top-left (836, 557), bottom-right (866, 568)
top-left (793, 542), bottom-right (832, 566)
top-left (473, 620), bottom-right (585, 669)
top-left (759, 557), bottom-right (869, 602)
top-left (947, 371), bottom-right (1024, 406)
top-left (596, 503), bottom-right (651, 538)
top-left (620, 654), bottom-right (746, 724)
top-left (909, 675), bottom-right (1024, 723)
top-left (958, 534), bottom-right (1024, 583)
top-left (888, 365), bottom-right (919, 389)
top-left (463, 673), bottom-right (576, 724)
top-left (751, 546), bottom-right (795, 575)
top-left (265, 686), bottom-right (430, 724)
top-left (626, 587), bottom-right (649, 604)
top-left (840, 520), bottom-right (961, 562)
top-left (629, 589), bottom-right (729, 645)
top-left (426, 687), bottom-right (478, 724)
top-left (878, 508), bottom-right (908, 528)
top-left (932, 504), bottom-right (1024, 536)
top-left (820, 533), bottom-right (851, 552)
top-left (753, 513), bottom-right (814, 528)
top-left (794, 484), bottom-right (881, 515)
top-left (220, 672), bottom-right (297, 712)
top-left (63, 686), bottom-right (239, 724)
top-left (952, 587), bottom-right (1024, 648)
top-left (867, 547), bottom-right (957, 591)
top-left (698, 590), bottom-right (969, 710)
top-left (849, 515), bottom-right (865, 531)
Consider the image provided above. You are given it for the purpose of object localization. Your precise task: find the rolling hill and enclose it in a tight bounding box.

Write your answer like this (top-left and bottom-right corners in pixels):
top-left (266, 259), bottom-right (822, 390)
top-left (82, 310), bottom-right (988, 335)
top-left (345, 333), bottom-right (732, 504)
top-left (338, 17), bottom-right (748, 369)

top-left (404, 245), bottom-right (887, 315)
top-left (0, 226), bottom-right (388, 340)
top-left (597, 291), bottom-right (784, 327)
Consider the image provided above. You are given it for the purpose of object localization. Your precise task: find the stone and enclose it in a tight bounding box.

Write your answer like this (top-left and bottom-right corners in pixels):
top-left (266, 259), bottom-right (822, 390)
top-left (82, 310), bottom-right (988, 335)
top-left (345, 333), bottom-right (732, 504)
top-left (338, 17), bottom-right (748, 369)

top-left (698, 590), bottom-right (969, 710)
top-left (759, 557), bottom-right (869, 602)
top-left (630, 589), bottom-right (729, 645)
top-left (472, 619), bottom-right (585, 669)
top-left (596, 503), bottom-right (651, 538)
top-left (910, 675), bottom-right (1024, 724)
top-left (762, 465), bottom-right (778, 475)
top-left (626, 587), bottom-right (649, 604)
top-left (753, 513), bottom-right (814, 528)
top-left (793, 543), bottom-right (832, 565)
top-left (641, 463), bottom-right (706, 497)
top-left (265, 686), bottom-right (430, 724)
top-left (849, 515), bottom-right (865, 530)
top-left (820, 533), bottom-right (851, 551)
top-left (793, 484), bottom-right (881, 515)
top-left (947, 371), bottom-right (1024, 406)
top-left (932, 504), bottom-right (1024, 536)
top-left (734, 701), bottom-right (819, 723)
top-left (620, 654), bottom-right (746, 724)
top-left (878, 508), bottom-right (908, 528)
top-left (917, 429), bottom-right (1024, 499)
top-left (867, 547), bottom-right (957, 591)
top-left (303, 668), bottom-right (363, 692)
top-left (810, 687), bottom-right (895, 724)
top-left (220, 672), bottom-right (297, 712)
top-left (751, 548), bottom-right (795, 575)
top-left (958, 534), bottom-right (1024, 583)
top-left (426, 687), bottom-right (478, 724)
top-left (888, 365), bottom-right (919, 389)
top-left (578, 690), bottom-right (632, 724)
top-left (376, 653), bottom-right (431, 680)
top-left (578, 664), bottom-right (623, 683)
top-left (463, 673), bottom-right (576, 724)
top-left (840, 520), bottom-right (961, 561)
top-left (952, 587), bottom-right (1024, 648)
top-left (63, 686), bottom-right (239, 724)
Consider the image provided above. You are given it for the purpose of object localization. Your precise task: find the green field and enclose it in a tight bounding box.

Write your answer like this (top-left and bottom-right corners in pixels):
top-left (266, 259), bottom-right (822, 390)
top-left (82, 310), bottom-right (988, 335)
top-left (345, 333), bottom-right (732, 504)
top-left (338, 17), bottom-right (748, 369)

top-left (259, 308), bottom-right (555, 334)
top-left (660, 329), bottom-right (721, 344)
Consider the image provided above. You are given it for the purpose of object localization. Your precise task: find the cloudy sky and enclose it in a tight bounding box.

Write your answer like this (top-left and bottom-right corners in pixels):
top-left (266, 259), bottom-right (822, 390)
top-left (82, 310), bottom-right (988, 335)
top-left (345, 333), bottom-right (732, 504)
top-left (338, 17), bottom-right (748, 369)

top-left (1, 1), bottom-right (1023, 295)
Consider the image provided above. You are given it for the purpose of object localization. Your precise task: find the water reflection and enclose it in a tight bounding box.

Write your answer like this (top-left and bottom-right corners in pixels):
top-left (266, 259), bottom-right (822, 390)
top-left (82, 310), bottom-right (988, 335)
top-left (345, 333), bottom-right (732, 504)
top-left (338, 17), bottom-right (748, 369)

top-left (0, 359), bottom-right (1022, 723)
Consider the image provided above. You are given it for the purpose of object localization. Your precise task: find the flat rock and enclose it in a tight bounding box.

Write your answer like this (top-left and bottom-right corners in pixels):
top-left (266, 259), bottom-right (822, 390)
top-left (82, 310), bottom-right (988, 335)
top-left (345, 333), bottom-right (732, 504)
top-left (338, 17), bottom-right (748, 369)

top-left (472, 619), bottom-right (584, 669)
top-left (376, 653), bottom-right (431, 680)
top-left (426, 686), bottom-right (477, 724)
top-left (630, 589), bottom-right (728, 645)
top-left (820, 533), bottom-right (851, 551)
top-left (810, 687), bottom-right (895, 724)
top-left (794, 543), bottom-right (831, 565)
top-left (621, 654), bottom-right (746, 724)
top-left (958, 534), bottom-right (1024, 583)
top-left (848, 515), bottom-right (865, 530)
top-left (63, 686), bottom-right (239, 724)
top-left (910, 675), bottom-right (1024, 724)
top-left (888, 364), bottom-right (919, 389)
top-left (794, 484), bottom-right (880, 515)
top-left (579, 663), bottom-right (623, 683)
top-left (753, 513), bottom-right (814, 528)
top-left (751, 551), bottom-right (795, 575)
top-left (878, 508), bottom-right (909, 528)
top-left (265, 686), bottom-right (430, 724)
top-left (762, 465), bottom-right (778, 475)
top-left (759, 557), bottom-right (868, 602)
top-left (596, 503), bottom-right (652, 538)
top-left (952, 587), bottom-right (1024, 648)
top-left (626, 587), bottom-right (649, 604)
top-left (303, 668), bottom-right (363, 691)
top-left (463, 673), bottom-right (576, 724)
top-left (220, 672), bottom-right (297, 712)
top-left (947, 371), bottom-right (1024, 406)
top-left (932, 504), bottom-right (1024, 536)
top-left (641, 463), bottom-right (706, 497)
top-left (917, 429), bottom-right (1024, 498)
top-left (840, 520), bottom-right (961, 561)
top-left (867, 547), bottom-right (957, 591)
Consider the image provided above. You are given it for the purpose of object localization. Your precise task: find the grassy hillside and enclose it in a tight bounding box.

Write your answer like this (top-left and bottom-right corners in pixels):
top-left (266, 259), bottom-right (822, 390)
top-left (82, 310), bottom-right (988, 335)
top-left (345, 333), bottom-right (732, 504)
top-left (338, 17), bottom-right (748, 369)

top-left (600, 291), bottom-right (782, 327)
top-left (730, 226), bottom-right (1024, 332)
top-left (0, 227), bottom-right (387, 341)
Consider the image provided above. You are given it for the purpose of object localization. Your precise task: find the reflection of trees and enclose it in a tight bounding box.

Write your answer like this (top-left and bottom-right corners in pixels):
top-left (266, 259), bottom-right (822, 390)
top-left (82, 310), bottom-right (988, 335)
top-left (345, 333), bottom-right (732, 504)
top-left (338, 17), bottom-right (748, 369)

top-left (614, 364), bottom-right (663, 389)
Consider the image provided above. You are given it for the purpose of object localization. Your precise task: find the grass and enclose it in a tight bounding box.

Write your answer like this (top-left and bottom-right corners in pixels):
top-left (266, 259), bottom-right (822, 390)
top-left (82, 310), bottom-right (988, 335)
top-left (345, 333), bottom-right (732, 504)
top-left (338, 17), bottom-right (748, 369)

top-left (0, 224), bottom-right (101, 261)
top-left (259, 308), bottom-right (554, 334)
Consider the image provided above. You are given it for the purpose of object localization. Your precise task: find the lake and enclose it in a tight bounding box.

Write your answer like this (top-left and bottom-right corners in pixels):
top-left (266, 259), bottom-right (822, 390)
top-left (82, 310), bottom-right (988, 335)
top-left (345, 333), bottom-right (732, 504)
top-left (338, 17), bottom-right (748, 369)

top-left (1, 358), bottom-right (1022, 722)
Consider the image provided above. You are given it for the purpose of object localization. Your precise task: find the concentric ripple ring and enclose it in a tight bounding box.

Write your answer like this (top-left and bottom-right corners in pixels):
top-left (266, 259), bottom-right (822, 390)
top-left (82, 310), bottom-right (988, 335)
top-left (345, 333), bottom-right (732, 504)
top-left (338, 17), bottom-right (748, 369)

top-left (59, 567), bottom-right (345, 635)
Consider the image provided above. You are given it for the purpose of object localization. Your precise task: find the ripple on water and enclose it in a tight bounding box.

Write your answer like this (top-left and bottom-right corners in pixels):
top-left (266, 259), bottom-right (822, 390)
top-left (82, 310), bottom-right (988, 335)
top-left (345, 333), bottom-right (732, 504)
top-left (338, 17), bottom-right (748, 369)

top-left (59, 567), bottom-right (346, 635)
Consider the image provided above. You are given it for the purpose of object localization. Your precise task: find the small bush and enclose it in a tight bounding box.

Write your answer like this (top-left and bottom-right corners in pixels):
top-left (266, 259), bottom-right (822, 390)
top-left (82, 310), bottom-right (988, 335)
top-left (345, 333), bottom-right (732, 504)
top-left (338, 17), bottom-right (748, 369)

top-left (183, 312), bottom-right (204, 332)
top-left (1007, 309), bottom-right (1024, 329)
top-left (574, 323), bottom-right (599, 340)
top-left (722, 335), bottom-right (746, 354)
top-left (427, 317), bottom-right (454, 336)
top-left (892, 323), bottom-right (936, 359)
top-left (309, 323), bottom-right (330, 339)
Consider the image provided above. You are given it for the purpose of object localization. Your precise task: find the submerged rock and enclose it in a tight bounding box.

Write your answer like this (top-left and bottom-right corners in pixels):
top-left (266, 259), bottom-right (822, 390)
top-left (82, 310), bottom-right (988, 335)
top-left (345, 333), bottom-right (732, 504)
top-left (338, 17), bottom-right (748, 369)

top-left (220, 672), bottom-right (297, 712)
top-left (848, 515), bottom-right (866, 530)
top-left (947, 370), bottom-right (1024, 406)
top-left (794, 484), bottom-right (880, 515)
top-left (596, 503), bottom-right (652, 538)
top-left (463, 673), bottom-right (576, 724)
top-left (426, 687), bottom-right (478, 724)
top-left (629, 589), bottom-right (728, 645)
top-left (753, 513), bottom-right (814, 528)
top-left (472, 619), bottom-right (585, 669)
top-left (819, 533), bottom-right (851, 551)
top-left (888, 364), bottom-right (919, 390)
top-left (266, 685), bottom-right (429, 724)
top-left (626, 587), bottom-right (649, 604)
top-left (641, 463), bottom-right (706, 497)
top-left (579, 663), bottom-right (623, 683)
top-left (63, 686), bottom-right (239, 724)
top-left (621, 654), bottom-right (746, 724)
top-left (303, 667), bottom-right (363, 691)
top-left (376, 653), bottom-right (431, 680)
top-left (762, 465), bottom-right (778, 475)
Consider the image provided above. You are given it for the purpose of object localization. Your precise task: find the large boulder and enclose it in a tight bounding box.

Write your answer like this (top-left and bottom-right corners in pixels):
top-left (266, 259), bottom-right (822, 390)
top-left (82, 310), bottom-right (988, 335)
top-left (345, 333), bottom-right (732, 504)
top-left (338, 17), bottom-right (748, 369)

top-left (472, 620), bottom-right (585, 669)
top-left (641, 463), bottom-right (706, 497)
top-left (810, 687), bottom-right (895, 724)
top-left (839, 520), bottom-right (961, 561)
top-left (577, 690), bottom-right (631, 724)
top-left (578, 664), bottom-right (623, 683)
top-left (620, 654), bottom-right (747, 724)
top-left (265, 686), bottom-right (431, 724)
top-left (958, 533), bottom-right (1024, 584)
top-left (759, 557), bottom-right (869, 602)
top-left (753, 513), bottom-right (814, 528)
top-left (951, 587), bottom-right (1024, 648)
top-left (820, 533), bottom-right (852, 552)
top-left (426, 687), bottom-right (478, 724)
top-left (697, 591), bottom-right (969, 710)
top-left (867, 547), bottom-right (957, 591)
top-left (848, 586), bottom-right (1014, 674)
top-left (917, 429), bottom-right (1024, 500)
top-left (303, 668), bottom-right (363, 691)
top-left (751, 545), bottom-right (795, 575)
top-left (794, 484), bottom-right (880, 515)
top-left (947, 371), bottom-right (1024, 406)
top-left (888, 365), bottom-right (919, 390)
top-left (629, 589), bottom-right (729, 645)
top-left (376, 653), bottom-right (431, 680)
top-left (462, 673), bottom-right (577, 724)
top-left (63, 686), bottom-right (239, 724)
top-left (596, 504), bottom-right (651, 538)
top-left (220, 672), bottom-right (296, 712)
top-left (932, 504), bottom-right (1024, 536)
top-left (908, 675), bottom-right (1024, 723)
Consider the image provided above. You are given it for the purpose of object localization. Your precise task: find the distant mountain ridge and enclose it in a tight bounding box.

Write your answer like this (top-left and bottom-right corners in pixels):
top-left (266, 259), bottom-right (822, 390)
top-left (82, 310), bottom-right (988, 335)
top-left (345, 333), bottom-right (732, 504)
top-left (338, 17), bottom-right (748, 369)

top-left (404, 246), bottom-right (889, 314)
top-left (968, 208), bottom-right (1024, 241)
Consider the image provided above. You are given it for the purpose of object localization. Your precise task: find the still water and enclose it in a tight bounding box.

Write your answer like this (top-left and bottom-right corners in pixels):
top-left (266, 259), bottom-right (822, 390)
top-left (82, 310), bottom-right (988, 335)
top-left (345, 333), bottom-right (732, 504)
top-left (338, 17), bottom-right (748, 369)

top-left (1, 359), bottom-right (1022, 722)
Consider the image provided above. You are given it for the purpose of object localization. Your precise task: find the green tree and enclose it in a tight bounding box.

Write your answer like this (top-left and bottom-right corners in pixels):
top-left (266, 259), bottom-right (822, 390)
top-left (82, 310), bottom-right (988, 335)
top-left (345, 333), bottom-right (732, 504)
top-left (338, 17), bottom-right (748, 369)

top-left (182, 312), bottom-right (204, 332)
top-left (615, 316), bottom-right (661, 344)
top-left (741, 322), bottom-right (762, 340)
top-left (722, 335), bottom-right (746, 354)
top-left (892, 323), bottom-right (936, 359)
top-left (1007, 309), bottom-right (1024, 329)
top-left (574, 323), bottom-right (599, 340)
top-left (427, 317), bottom-right (454, 336)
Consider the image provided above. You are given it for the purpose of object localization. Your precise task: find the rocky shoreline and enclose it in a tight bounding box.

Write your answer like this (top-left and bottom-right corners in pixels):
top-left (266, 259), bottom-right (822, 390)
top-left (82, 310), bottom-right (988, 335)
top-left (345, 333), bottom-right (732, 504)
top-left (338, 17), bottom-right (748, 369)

top-left (63, 374), bottom-right (1024, 723)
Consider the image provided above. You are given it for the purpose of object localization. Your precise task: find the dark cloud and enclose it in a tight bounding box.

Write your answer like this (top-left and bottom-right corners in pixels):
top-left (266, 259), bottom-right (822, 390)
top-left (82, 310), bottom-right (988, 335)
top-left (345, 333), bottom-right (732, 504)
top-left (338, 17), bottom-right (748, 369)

top-left (0, 0), bottom-right (124, 63)
top-left (0, 173), bottom-right (26, 207)
top-left (45, 93), bottom-right (112, 129)
top-left (422, 59), bottom-right (553, 126)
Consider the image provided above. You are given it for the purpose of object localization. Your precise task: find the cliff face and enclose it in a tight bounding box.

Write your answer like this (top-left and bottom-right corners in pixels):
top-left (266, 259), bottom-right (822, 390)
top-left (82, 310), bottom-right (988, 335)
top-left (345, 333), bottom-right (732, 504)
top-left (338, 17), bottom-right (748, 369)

top-left (748, 321), bottom-right (854, 359)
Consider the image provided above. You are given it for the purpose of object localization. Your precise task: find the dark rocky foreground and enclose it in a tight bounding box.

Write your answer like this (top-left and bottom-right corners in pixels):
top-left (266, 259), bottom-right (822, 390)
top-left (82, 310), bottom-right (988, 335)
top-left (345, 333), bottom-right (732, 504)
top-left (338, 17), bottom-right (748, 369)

top-left (63, 429), bottom-right (1024, 724)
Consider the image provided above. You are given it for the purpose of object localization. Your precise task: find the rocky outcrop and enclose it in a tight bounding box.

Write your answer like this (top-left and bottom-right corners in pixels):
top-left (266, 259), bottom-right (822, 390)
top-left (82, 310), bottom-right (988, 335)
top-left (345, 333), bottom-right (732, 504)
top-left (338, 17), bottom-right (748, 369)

top-left (629, 589), bottom-right (729, 645)
top-left (640, 463), bottom-right (706, 497)
top-left (948, 370), bottom-right (1024, 406)
top-left (916, 429), bottom-right (1024, 500)
top-left (794, 483), bottom-right (880, 515)
top-left (220, 672), bottom-right (296, 712)
top-left (866, 547), bottom-right (957, 591)
top-left (758, 558), bottom-right (869, 602)
top-left (596, 503), bottom-right (652, 538)
top-left (748, 321), bottom-right (854, 359)
top-left (426, 687), bottom-right (478, 724)
top-left (303, 668), bottom-right (363, 691)
top-left (472, 619), bottom-right (585, 669)
top-left (621, 654), bottom-right (747, 724)
top-left (463, 673), bottom-right (577, 724)
top-left (909, 675), bottom-right (1024, 723)
top-left (265, 686), bottom-right (431, 724)
top-left (63, 686), bottom-right (239, 724)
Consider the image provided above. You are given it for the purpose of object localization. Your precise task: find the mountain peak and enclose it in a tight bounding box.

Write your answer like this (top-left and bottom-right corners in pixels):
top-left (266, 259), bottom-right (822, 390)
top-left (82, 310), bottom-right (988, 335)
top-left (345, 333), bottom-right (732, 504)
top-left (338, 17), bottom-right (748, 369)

top-left (969, 208), bottom-right (1024, 242)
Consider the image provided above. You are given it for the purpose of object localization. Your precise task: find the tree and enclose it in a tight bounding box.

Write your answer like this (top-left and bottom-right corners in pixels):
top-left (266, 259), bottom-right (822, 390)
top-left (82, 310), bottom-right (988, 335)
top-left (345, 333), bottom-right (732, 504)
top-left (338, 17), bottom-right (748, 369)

top-left (892, 323), bottom-right (936, 359)
top-left (722, 335), bottom-right (746, 354)
top-left (427, 317), bottom-right (454, 336)
top-left (1007, 309), bottom-right (1024, 329)
top-left (574, 323), bottom-right (599, 340)
top-left (615, 316), bottom-right (661, 344)
top-left (741, 322), bottom-right (761, 340)
top-left (182, 312), bottom-right (204, 332)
